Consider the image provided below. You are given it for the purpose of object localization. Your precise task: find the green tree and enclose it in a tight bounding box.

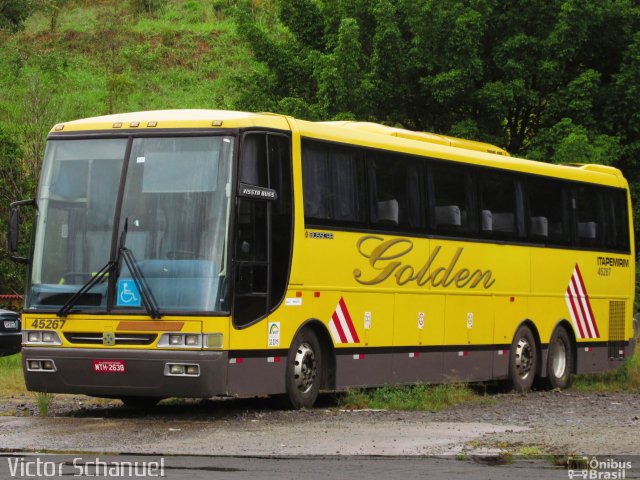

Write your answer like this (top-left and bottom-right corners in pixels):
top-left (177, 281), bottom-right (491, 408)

top-left (234, 0), bottom-right (640, 164)
top-left (0, 0), bottom-right (32, 32)
top-left (32, 0), bottom-right (70, 34)
top-left (0, 124), bottom-right (30, 294)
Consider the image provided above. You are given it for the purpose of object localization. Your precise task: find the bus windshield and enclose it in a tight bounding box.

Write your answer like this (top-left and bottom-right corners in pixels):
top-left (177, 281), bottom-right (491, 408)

top-left (29, 136), bottom-right (234, 313)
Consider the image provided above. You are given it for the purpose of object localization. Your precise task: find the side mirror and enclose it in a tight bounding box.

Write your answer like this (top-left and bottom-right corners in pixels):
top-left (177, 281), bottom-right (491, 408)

top-left (8, 207), bottom-right (19, 253)
top-left (7, 198), bottom-right (36, 264)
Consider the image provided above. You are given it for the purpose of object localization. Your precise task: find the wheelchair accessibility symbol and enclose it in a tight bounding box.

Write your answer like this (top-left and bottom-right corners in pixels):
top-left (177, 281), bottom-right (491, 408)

top-left (117, 280), bottom-right (141, 307)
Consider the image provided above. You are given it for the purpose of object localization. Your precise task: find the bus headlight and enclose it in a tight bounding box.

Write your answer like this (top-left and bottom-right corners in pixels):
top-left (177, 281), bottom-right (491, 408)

top-left (28, 360), bottom-right (41, 370)
top-left (27, 331), bottom-right (41, 343)
top-left (23, 330), bottom-right (62, 346)
top-left (41, 332), bottom-right (57, 343)
top-left (158, 333), bottom-right (202, 349)
top-left (164, 363), bottom-right (200, 376)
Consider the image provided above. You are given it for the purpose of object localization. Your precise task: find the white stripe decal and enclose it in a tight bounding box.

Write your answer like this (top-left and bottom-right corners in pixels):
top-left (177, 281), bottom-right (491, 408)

top-left (327, 297), bottom-right (360, 345)
top-left (335, 307), bottom-right (355, 344)
top-left (328, 320), bottom-right (342, 344)
top-left (565, 264), bottom-right (599, 339)
top-left (565, 292), bottom-right (583, 339)
top-left (572, 274), bottom-right (596, 338)
top-left (568, 279), bottom-right (588, 339)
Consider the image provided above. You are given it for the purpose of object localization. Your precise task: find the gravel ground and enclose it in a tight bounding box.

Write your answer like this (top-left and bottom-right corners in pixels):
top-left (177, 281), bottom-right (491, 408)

top-left (0, 390), bottom-right (638, 456)
top-left (431, 390), bottom-right (640, 455)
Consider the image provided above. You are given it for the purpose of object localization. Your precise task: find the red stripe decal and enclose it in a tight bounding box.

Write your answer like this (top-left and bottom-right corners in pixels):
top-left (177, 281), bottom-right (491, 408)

top-left (568, 276), bottom-right (587, 338)
top-left (569, 276), bottom-right (588, 338)
top-left (332, 311), bottom-right (348, 343)
top-left (339, 297), bottom-right (360, 343)
top-left (574, 264), bottom-right (599, 338)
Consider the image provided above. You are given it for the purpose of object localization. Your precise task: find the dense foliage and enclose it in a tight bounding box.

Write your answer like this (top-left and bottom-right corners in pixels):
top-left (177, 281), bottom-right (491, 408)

top-left (0, 0), bottom-right (638, 296)
top-left (235, 0), bottom-right (640, 163)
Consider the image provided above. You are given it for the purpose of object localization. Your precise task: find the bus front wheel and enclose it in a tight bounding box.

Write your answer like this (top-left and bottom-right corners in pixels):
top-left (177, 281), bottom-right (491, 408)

top-left (547, 327), bottom-right (574, 389)
top-left (284, 329), bottom-right (322, 409)
top-left (508, 325), bottom-right (538, 393)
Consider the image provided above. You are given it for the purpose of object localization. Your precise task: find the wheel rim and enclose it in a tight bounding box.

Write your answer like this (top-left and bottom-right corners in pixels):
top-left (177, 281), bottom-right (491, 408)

top-left (293, 342), bottom-right (317, 394)
top-left (551, 338), bottom-right (567, 379)
top-left (515, 337), bottom-right (534, 380)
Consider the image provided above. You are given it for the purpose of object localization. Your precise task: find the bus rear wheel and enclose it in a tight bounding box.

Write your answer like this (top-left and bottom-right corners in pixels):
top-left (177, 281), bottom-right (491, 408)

top-left (547, 327), bottom-right (574, 389)
top-left (284, 329), bottom-right (322, 409)
top-left (508, 325), bottom-right (538, 393)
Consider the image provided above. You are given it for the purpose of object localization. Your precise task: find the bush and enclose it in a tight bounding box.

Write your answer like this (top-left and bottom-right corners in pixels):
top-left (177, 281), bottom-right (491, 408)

top-left (0, 0), bottom-right (32, 32)
top-left (129, 0), bottom-right (163, 15)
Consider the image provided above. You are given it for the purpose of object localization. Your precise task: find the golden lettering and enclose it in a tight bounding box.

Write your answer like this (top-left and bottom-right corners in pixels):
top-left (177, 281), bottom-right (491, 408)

top-left (415, 246), bottom-right (441, 286)
top-left (395, 265), bottom-right (415, 285)
top-left (353, 236), bottom-right (495, 289)
top-left (431, 267), bottom-right (447, 286)
top-left (454, 268), bottom-right (471, 287)
top-left (441, 248), bottom-right (463, 287)
top-left (468, 270), bottom-right (496, 288)
top-left (353, 236), bottom-right (413, 285)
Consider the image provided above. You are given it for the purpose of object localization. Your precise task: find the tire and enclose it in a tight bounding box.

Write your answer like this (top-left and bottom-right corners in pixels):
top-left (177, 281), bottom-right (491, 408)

top-left (284, 329), bottom-right (323, 409)
top-left (547, 327), bottom-right (574, 389)
top-left (120, 396), bottom-right (161, 409)
top-left (508, 325), bottom-right (538, 393)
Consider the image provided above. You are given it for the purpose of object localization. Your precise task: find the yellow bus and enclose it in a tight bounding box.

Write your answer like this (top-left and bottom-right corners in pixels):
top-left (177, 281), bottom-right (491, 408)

top-left (9, 110), bottom-right (635, 408)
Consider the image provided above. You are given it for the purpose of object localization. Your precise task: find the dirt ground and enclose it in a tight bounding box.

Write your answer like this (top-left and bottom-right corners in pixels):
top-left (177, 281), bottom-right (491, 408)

top-left (0, 389), bottom-right (638, 456)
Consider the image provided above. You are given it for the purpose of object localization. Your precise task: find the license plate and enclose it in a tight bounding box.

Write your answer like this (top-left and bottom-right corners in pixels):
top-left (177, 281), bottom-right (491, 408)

top-left (3, 320), bottom-right (17, 330)
top-left (93, 360), bottom-right (126, 373)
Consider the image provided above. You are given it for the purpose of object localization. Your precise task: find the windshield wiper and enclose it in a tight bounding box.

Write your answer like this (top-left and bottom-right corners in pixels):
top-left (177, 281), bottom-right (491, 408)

top-left (115, 219), bottom-right (162, 319)
top-left (57, 260), bottom-right (113, 317)
top-left (57, 219), bottom-right (162, 319)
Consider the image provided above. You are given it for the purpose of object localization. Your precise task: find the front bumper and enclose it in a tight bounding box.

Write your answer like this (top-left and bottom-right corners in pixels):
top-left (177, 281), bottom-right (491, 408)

top-left (0, 332), bottom-right (21, 357)
top-left (22, 347), bottom-right (228, 398)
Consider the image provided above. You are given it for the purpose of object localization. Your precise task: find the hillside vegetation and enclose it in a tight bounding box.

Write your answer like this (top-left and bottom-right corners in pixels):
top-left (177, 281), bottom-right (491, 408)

top-left (0, 0), bottom-right (271, 292)
top-left (0, 0), bottom-right (639, 296)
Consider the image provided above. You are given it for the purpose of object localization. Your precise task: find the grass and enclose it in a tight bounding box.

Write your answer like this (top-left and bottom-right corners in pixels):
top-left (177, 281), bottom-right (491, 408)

top-left (0, 353), bottom-right (27, 395)
top-left (338, 348), bottom-right (640, 411)
top-left (0, 0), bottom-right (259, 140)
top-left (338, 383), bottom-right (480, 411)
top-left (572, 349), bottom-right (640, 392)
top-left (35, 392), bottom-right (54, 417)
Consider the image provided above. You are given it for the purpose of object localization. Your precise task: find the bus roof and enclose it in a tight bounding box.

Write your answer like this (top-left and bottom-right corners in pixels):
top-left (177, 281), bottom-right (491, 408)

top-left (52, 109), bottom-right (292, 132)
top-left (321, 121), bottom-right (511, 156)
top-left (51, 109), bottom-right (626, 189)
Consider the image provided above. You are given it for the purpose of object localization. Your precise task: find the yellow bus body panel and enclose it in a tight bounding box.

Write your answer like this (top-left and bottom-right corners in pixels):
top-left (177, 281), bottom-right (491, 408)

top-left (29, 109), bottom-right (634, 394)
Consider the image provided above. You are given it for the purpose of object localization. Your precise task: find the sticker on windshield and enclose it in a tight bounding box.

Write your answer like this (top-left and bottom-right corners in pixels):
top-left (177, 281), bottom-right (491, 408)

top-left (117, 279), bottom-right (141, 307)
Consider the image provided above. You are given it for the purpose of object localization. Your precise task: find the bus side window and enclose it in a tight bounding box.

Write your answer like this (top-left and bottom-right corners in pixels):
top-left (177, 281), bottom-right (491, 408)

top-left (302, 140), bottom-right (366, 226)
top-left (430, 164), bottom-right (475, 234)
top-left (368, 152), bottom-right (423, 229)
top-left (478, 171), bottom-right (523, 239)
top-left (574, 186), bottom-right (605, 248)
top-left (526, 178), bottom-right (571, 244)
top-left (608, 190), bottom-right (630, 252)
